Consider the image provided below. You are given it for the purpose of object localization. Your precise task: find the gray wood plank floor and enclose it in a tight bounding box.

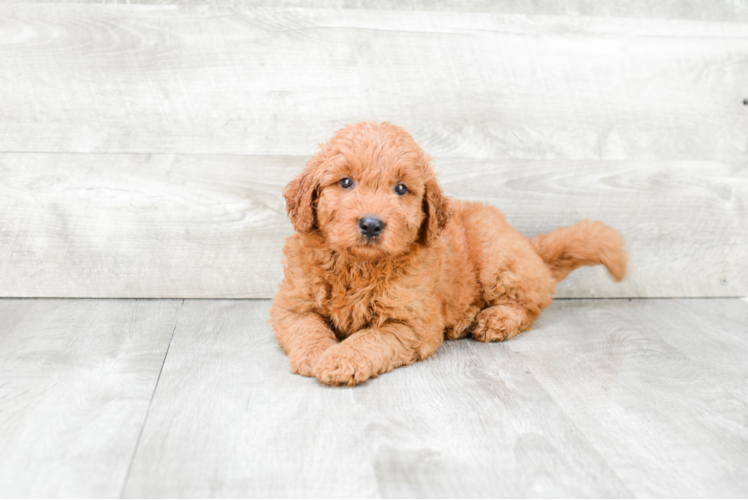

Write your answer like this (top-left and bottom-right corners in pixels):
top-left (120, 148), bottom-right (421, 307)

top-left (0, 299), bottom-right (182, 498)
top-left (1, 298), bottom-right (746, 498)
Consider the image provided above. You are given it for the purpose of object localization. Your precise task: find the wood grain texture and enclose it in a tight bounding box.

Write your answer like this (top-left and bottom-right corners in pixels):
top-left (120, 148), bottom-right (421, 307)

top-left (1, 5), bottom-right (746, 161)
top-left (1, 153), bottom-right (745, 298)
top-left (120, 298), bottom-right (748, 498)
top-left (122, 299), bottom-right (381, 498)
top-left (0, 298), bottom-right (745, 497)
top-left (508, 298), bottom-right (748, 497)
top-left (1, 4), bottom-right (746, 298)
top-left (123, 299), bottom-right (632, 498)
top-left (10, 0), bottom-right (748, 23)
top-left (0, 298), bottom-right (181, 498)
top-left (0, 154), bottom-right (293, 298)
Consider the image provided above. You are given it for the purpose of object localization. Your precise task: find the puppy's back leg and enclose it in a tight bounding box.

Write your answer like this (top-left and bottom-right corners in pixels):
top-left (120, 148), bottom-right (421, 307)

top-left (459, 202), bottom-right (556, 342)
top-left (471, 269), bottom-right (553, 342)
top-left (471, 304), bottom-right (536, 342)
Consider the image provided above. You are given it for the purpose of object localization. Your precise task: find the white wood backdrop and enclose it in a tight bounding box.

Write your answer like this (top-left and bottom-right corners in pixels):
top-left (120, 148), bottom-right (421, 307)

top-left (1, 3), bottom-right (746, 298)
top-left (11, 0), bottom-right (748, 23)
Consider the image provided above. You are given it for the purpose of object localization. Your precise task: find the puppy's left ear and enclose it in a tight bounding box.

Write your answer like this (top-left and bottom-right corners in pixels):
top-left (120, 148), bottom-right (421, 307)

top-left (283, 158), bottom-right (320, 234)
top-left (420, 177), bottom-right (452, 246)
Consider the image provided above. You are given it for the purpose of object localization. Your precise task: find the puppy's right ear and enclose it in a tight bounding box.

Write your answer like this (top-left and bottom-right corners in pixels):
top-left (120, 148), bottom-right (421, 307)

top-left (283, 151), bottom-right (323, 233)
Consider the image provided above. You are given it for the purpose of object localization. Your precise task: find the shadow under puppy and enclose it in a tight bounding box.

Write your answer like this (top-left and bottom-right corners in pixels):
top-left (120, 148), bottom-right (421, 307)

top-left (270, 122), bottom-right (627, 386)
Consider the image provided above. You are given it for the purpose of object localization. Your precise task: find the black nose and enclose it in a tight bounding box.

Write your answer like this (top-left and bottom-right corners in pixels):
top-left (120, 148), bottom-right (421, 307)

top-left (358, 216), bottom-right (385, 239)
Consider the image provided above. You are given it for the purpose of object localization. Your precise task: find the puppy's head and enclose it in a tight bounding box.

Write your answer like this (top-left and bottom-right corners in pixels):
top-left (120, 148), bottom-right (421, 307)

top-left (284, 122), bottom-right (452, 259)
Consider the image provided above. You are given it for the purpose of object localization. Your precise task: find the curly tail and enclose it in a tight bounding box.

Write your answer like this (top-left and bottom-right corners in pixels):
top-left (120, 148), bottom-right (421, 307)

top-left (529, 220), bottom-right (627, 283)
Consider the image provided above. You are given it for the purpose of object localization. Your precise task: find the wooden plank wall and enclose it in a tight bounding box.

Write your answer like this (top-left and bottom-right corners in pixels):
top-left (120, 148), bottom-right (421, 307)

top-left (12, 0), bottom-right (748, 23)
top-left (1, 3), bottom-right (746, 298)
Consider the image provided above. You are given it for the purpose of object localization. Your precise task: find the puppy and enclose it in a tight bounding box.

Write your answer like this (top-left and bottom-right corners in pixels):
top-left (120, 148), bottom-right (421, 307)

top-left (270, 122), bottom-right (626, 386)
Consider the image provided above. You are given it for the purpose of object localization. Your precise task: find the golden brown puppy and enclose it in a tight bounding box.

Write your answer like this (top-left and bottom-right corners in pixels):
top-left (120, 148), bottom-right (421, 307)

top-left (270, 122), bottom-right (626, 386)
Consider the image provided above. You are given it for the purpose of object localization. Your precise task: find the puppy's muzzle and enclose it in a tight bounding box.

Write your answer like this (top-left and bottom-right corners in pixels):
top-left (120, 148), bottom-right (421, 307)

top-left (358, 216), bottom-right (385, 240)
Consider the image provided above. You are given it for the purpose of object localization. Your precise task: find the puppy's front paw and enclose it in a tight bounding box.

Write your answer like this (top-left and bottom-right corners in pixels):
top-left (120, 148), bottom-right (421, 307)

top-left (288, 339), bottom-right (337, 377)
top-left (288, 353), bottom-right (317, 377)
top-left (314, 343), bottom-right (373, 386)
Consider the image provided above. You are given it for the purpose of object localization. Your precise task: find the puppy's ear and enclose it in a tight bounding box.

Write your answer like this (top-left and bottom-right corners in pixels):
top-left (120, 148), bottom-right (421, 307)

top-left (420, 177), bottom-right (452, 245)
top-left (284, 155), bottom-right (322, 233)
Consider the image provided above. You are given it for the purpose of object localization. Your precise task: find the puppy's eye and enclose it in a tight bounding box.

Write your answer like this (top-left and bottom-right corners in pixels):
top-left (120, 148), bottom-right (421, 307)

top-left (339, 177), bottom-right (354, 189)
top-left (394, 183), bottom-right (408, 196)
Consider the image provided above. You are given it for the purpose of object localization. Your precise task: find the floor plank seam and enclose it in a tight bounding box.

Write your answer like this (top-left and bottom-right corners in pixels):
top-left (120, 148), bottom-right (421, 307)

top-left (118, 298), bottom-right (185, 499)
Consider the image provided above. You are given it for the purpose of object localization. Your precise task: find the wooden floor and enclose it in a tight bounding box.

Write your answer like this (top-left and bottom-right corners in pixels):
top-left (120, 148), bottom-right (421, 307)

top-left (1, 298), bottom-right (746, 498)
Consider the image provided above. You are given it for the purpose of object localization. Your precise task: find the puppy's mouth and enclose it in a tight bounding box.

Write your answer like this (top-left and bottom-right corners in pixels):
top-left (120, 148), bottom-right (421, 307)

top-left (355, 234), bottom-right (383, 249)
top-left (349, 245), bottom-right (385, 258)
top-left (361, 235), bottom-right (381, 245)
top-left (348, 236), bottom-right (388, 258)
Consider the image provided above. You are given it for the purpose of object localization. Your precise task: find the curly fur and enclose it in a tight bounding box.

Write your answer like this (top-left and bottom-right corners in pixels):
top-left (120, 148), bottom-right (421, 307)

top-left (270, 122), bottom-right (627, 386)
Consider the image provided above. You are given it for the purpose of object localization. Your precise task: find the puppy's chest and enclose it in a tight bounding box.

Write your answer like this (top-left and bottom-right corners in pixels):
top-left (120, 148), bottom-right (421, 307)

top-left (315, 271), bottom-right (403, 338)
